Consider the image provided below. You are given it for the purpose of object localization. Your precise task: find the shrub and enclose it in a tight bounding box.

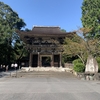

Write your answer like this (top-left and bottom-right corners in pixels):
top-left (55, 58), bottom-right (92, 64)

top-left (96, 57), bottom-right (100, 72)
top-left (73, 63), bottom-right (85, 72)
top-left (73, 59), bottom-right (82, 65)
top-left (73, 59), bottom-right (85, 73)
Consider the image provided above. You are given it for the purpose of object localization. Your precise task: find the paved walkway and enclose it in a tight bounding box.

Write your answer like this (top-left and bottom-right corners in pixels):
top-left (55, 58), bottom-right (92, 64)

top-left (0, 70), bottom-right (17, 78)
top-left (0, 71), bottom-right (100, 100)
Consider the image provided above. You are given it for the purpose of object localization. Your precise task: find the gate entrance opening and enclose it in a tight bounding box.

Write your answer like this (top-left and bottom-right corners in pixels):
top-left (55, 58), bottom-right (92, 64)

top-left (42, 57), bottom-right (51, 67)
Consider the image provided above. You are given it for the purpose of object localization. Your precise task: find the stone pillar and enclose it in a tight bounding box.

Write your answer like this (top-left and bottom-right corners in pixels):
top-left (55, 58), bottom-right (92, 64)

top-left (60, 52), bottom-right (62, 67)
top-left (40, 56), bottom-right (42, 67)
top-left (51, 53), bottom-right (54, 67)
top-left (37, 52), bottom-right (40, 67)
top-left (29, 52), bottom-right (32, 67)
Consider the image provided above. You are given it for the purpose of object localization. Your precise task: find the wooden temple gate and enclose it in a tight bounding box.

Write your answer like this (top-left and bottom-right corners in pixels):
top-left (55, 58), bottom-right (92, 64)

top-left (18, 26), bottom-right (74, 68)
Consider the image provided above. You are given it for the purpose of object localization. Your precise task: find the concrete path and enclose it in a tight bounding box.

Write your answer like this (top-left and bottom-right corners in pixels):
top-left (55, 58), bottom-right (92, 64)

top-left (0, 70), bottom-right (18, 78)
top-left (0, 72), bottom-right (100, 100)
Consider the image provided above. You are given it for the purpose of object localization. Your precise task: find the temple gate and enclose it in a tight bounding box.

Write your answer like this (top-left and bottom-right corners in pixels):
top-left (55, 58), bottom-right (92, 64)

top-left (18, 26), bottom-right (74, 68)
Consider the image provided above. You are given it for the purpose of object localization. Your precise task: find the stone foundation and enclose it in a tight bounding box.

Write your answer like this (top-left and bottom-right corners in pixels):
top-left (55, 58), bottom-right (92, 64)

top-left (21, 67), bottom-right (73, 72)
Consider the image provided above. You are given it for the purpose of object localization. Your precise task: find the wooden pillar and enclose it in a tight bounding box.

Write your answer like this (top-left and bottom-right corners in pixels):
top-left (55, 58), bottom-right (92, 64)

top-left (51, 53), bottom-right (54, 67)
top-left (29, 52), bottom-right (32, 67)
top-left (60, 52), bottom-right (62, 67)
top-left (37, 52), bottom-right (40, 67)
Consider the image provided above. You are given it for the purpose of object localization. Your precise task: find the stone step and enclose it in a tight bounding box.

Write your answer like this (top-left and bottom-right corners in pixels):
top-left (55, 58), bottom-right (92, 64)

top-left (16, 71), bottom-right (76, 78)
top-left (20, 67), bottom-right (73, 72)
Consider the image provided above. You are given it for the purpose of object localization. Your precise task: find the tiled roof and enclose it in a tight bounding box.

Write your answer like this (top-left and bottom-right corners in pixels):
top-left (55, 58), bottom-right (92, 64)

top-left (17, 26), bottom-right (76, 38)
top-left (32, 26), bottom-right (65, 34)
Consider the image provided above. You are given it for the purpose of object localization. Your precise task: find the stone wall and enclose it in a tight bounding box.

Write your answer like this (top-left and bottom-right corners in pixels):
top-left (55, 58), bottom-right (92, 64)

top-left (64, 63), bottom-right (73, 68)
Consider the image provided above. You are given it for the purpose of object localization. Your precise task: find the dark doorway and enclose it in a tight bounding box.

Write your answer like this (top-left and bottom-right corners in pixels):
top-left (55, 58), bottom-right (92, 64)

top-left (32, 54), bottom-right (38, 67)
top-left (54, 55), bottom-right (60, 67)
top-left (42, 57), bottom-right (51, 67)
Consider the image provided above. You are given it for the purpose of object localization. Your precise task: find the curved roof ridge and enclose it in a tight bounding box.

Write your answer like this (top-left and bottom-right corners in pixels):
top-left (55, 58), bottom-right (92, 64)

top-left (33, 25), bottom-right (60, 27)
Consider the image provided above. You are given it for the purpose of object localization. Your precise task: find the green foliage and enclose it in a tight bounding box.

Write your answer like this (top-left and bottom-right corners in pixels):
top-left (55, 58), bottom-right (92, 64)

top-left (61, 29), bottom-right (66, 32)
top-left (24, 28), bottom-right (31, 32)
top-left (81, 0), bottom-right (100, 38)
top-left (73, 59), bottom-right (82, 65)
top-left (0, 1), bottom-right (26, 65)
top-left (96, 57), bottom-right (100, 72)
top-left (0, 2), bottom-right (26, 30)
top-left (73, 63), bottom-right (85, 73)
top-left (73, 59), bottom-right (85, 72)
top-left (80, 0), bottom-right (100, 59)
top-left (62, 54), bottom-right (78, 64)
top-left (63, 34), bottom-right (87, 65)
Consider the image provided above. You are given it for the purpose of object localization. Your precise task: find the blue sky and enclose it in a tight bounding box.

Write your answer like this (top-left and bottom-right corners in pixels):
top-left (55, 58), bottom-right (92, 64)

top-left (1, 0), bottom-right (83, 32)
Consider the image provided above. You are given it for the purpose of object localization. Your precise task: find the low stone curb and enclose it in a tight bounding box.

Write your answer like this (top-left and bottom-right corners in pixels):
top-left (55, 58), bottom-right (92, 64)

top-left (73, 72), bottom-right (100, 81)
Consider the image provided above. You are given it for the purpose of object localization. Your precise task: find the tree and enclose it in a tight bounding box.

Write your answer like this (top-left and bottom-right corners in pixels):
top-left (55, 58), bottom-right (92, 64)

top-left (64, 0), bottom-right (100, 66)
top-left (63, 33), bottom-right (88, 65)
top-left (61, 29), bottom-right (66, 32)
top-left (81, 0), bottom-right (100, 38)
top-left (78, 27), bottom-right (100, 57)
top-left (81, 0), bottom-right (100, 57)
top-left (0, 2), bottom-right (26, 66)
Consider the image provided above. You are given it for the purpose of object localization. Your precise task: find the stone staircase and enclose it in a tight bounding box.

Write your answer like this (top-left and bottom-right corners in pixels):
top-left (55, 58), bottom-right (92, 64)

top-left (21, 67), bottom-right (73, 72)
top-left (17, 70), bottom-right (76, 78)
